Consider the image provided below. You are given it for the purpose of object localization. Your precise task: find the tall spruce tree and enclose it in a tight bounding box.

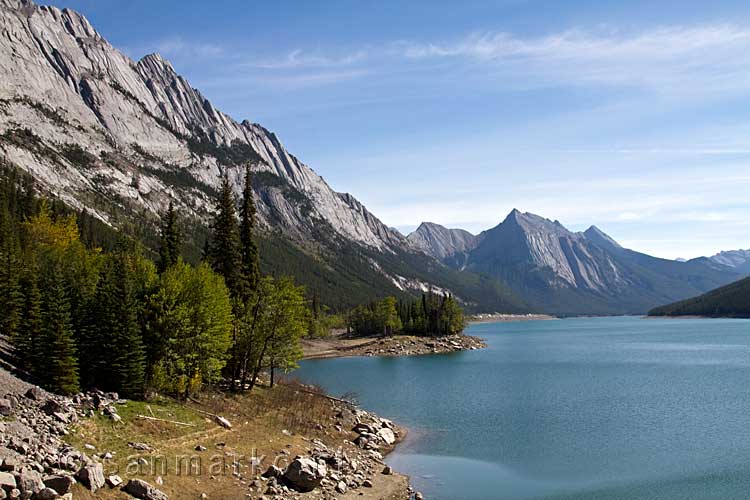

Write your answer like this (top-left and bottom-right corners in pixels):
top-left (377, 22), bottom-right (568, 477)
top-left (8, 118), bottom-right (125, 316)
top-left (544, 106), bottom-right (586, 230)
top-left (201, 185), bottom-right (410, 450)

top-left (158, 201), bottom-right (181, 273)
top-left (0, 210), bottom-right (22, 342)
top-left (209, 173), bottom-right (242, 297)
top-left (239, 166), bottom-right (260, 299)
top-left (87, 252), bottom-right (146, 397)
top-left (14, 263), bottom-right (42, 376)
top-left (40, 261), bottom-right (80, 394)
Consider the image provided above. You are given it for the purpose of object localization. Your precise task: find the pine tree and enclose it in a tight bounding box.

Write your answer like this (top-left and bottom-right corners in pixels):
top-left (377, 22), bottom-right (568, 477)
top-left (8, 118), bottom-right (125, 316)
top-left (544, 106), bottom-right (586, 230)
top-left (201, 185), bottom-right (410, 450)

top-left (158, 201), bottom-right (181, 273)
top-left (238, 166), bottom-right (260, 299)
top-left (0, 208), bottom-right (22, 343)
top-left (209, 173), bottom-right (242, 297)
top-left (109, 252), bottom-right (146, 397)
top-left (87, 252), bottom-right (146, 397)
top-left (40, 261), bottom-right (80, 394)
top-left (14, 263), bottom-right (42, 376)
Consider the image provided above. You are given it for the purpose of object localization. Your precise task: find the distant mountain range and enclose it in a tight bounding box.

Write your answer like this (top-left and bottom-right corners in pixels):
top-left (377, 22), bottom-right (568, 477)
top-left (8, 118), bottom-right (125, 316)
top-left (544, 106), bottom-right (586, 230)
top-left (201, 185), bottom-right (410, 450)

top-left (649, 277), bottom-right (750, 318)
top-left (709, 249), bottom-right (750, 275)
top-left (408, 210), bottom-right (742, 315)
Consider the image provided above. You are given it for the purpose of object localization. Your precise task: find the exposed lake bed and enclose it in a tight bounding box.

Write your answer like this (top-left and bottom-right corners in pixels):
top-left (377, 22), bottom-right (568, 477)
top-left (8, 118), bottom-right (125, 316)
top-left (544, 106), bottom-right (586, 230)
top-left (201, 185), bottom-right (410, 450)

top-left (296, 317), bottom-right (750, 500)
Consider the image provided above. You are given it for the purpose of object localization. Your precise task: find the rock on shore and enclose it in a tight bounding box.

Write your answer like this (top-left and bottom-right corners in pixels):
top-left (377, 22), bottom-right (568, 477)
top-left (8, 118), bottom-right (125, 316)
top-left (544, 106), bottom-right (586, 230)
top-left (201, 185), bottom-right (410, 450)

top-left (358, 334), bottom-right (486, 357)
top-left (0, 367), bottom-right (131, 499)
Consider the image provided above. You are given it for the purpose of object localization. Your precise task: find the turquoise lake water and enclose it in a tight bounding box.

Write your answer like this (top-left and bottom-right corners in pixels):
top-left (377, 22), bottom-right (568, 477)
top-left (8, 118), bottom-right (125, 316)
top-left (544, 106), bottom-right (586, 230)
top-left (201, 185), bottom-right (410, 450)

top-left (294, 317), bottom-right (750, 500)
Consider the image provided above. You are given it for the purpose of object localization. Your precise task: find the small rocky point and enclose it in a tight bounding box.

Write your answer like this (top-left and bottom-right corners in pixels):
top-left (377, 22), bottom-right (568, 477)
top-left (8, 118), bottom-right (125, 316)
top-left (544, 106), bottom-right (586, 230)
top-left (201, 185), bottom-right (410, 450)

top-left (245, 404), bottom-right (417, 499)
top-left (358, 334), bottom-right (485, 357)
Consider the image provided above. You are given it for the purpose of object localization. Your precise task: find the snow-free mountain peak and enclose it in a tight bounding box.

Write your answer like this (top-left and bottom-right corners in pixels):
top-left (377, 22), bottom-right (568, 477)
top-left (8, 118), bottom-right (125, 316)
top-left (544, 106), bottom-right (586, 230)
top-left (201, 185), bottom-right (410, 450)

top-left (407, 222), bottom-right (479, 260)
top-left (709, 249), bottom-right (750, 274)
top-left (584, 225), bottom-right (622, 250)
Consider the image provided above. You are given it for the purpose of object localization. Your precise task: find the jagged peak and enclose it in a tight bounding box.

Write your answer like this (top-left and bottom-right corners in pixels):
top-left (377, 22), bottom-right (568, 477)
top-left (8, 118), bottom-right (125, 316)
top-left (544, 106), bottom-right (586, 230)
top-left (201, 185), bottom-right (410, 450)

top-left (414, 221), bottom-right (475, 237)
top-left (584, 225), bottom-right (621, 249)
top-left (0, 0), bottom-right (34, 11)
top-left (500, 209), bottom-right (571, 236)
top-left (416, 221), bottom-right (443, 231)
top-left (138, 53), bottom-right (176, 73)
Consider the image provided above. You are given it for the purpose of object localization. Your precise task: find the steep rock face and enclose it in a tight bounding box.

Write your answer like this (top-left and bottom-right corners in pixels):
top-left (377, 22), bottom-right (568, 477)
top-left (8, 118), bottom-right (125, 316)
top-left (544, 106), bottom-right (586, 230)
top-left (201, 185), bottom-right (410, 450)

top-left (407, 222), bottom-right (480, 262)
top-left (0, 0), bottom-right (535, 313)
top-left (468, 210), bottom-right (627, 293)
top-left (0, 0), bottom-right (402, 251)
top-left (709, 249), bottom-right (750, 275)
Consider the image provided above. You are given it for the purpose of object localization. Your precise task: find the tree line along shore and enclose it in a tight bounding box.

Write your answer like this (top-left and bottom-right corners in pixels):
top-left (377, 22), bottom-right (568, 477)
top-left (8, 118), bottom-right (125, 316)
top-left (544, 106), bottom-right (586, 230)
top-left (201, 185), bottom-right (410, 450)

top-left (0, 162), bottom-right (473, 401)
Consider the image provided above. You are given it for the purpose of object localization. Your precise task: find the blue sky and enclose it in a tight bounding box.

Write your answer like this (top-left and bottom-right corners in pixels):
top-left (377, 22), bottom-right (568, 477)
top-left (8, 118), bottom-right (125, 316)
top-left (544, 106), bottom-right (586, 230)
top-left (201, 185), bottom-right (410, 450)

top-left (48, 0), bottom-right (750, 259)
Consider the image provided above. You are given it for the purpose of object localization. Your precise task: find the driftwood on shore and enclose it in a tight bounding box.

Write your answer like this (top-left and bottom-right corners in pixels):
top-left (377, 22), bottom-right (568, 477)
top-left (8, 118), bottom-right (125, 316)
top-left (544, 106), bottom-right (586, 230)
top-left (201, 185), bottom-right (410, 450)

top-left (190, 407), bottom-right (233, 429)
top-left (136, 414), bottom-right (195, 427)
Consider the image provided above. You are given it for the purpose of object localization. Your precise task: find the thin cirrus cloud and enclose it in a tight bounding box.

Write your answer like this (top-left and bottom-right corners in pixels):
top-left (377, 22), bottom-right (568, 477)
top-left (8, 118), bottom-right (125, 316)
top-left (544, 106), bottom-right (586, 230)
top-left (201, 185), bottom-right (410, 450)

top-left (396, 25), bottom-right (750, 91)
top-left (139, 24), bottom-right (750, 92)
top-left (151, 36), bottom-right (225, 59)
top-left (250, 49), bottom-right (369, 69)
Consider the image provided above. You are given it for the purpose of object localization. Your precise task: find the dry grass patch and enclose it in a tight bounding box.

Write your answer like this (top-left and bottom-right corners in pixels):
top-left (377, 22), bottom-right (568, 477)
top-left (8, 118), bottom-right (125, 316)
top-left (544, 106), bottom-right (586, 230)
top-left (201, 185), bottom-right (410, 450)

top-left (66, 382), bottom-right (350, 500)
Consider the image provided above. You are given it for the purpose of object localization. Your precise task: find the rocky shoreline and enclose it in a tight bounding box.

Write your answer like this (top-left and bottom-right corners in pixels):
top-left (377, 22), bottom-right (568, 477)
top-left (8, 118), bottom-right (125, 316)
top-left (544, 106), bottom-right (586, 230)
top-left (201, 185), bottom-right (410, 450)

top-left (468, 313), bottom-right (555, 324)
top-left (0, 366), bottom-right (418, 500)
top-left (302, 333), bottom-right (486, 360)
top-left (0, 373), bottom-right (132, 500)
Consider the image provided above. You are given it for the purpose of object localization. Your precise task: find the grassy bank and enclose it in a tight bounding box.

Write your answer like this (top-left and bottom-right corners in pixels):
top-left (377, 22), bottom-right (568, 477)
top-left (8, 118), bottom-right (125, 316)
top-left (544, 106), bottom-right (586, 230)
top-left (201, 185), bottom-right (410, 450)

top-left (65, 382), bottom-right (409, 500)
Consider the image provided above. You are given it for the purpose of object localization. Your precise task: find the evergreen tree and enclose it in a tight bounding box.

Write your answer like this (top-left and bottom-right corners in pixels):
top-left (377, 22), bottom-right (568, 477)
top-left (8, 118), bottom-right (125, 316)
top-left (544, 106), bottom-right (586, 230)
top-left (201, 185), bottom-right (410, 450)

top-left (209, 173), bottom-right (241, 297)
top-left (14, 263), bottom-right (42, 376)
top-left (239, 166), bottom-right (260, 298)
top-left (158, 201), bottom-right (181, 273)
top-left (40, 261), bottom-right (80, 394)
top-left (91, 252), bottom-right (146, 397)
top-left (0, 207), bottom-right (22, 343)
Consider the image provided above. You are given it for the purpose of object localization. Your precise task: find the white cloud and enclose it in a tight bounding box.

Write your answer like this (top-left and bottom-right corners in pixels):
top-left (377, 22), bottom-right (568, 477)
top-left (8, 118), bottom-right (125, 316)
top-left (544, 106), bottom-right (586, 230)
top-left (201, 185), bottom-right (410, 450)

top-left (397, 25), bottom-right (750, 91)
top-left (152, 36), bottom-right (225, 59)
top-left (250, 49), bottom-right (368, 69)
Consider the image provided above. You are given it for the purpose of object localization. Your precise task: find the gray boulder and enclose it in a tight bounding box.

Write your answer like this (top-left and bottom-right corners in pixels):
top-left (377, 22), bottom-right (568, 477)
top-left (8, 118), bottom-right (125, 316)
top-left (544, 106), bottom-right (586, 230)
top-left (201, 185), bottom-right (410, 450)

top-left (377, 427), bottom-right (396, 445)
top-left (0, 399), bottom-right (11, 417)
top-left (283, 457), bottom-right (327, 492)
top-left (17, 470), bottom-right (44, 494)
top-left (122, 479), bottom-right (169, 500)
top-left (0, 472), bottom-right (17, 490)
top-left (75, 463), bottom-right (105, 492)
top-left (24, 388), bottom-right (43, 401)
top-left (43, 476), bottom-right (74, 495)
top-left (261, 465), bottom-right (282, 478)
top-left (32, 488), bottom-right (58, 500)
top-left (106, 475), bottom-right (123, 488)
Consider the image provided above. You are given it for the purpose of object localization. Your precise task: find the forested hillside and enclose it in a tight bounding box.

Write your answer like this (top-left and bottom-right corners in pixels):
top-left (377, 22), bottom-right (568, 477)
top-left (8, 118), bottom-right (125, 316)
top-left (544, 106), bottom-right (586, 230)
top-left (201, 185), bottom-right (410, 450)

top-left (648, 277), bottom-right (750, 318)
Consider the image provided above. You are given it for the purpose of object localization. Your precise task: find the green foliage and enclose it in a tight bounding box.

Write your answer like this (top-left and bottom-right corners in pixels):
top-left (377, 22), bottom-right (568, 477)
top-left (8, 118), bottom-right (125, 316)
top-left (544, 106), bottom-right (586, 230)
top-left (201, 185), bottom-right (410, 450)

top-left (147, 261), bottom-right (233, 397)
top-left (0, 163), bottom-right (309, 400)
top-left (85, 251), bottom-right (148, 398)
top-left (239, 166), bottom-right (260, 297)
top-left (39, 260), bottom-right (80, 394)
top-left (208, 174), bottom-right (242, 297)
top-left (350, 293), bottom-right (466, 337)
top-left (0, 204), bottom-right (23, 343)
top-left (141, 165), bottom-right (218, 199)
top-left (233, 276), bottom-right (308, 391)
top-left (186, 131), bottom-right (262, 167)
top-left (60, 143), bottom-right (96, 169)
top-left (15, 263), bottom-right (42, 374)
top-left (158, 201), bottom-right (181, 273)
top-left (649, 277), bottom-right (750, 318)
